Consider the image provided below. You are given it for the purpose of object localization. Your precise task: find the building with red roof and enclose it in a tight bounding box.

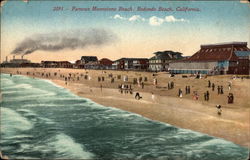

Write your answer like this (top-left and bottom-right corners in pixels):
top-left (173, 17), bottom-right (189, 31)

top-left (169, 42), bottom-right (250, 75)
top-left (99, 58), bottom-right (113, 69)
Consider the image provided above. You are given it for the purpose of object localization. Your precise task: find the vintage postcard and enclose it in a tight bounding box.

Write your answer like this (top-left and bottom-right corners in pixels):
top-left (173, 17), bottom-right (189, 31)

top-left (0, 0), bottom-right (249, 159)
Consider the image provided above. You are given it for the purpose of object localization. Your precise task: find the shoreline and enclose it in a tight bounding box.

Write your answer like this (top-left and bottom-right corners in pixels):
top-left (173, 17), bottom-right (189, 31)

top-left (1, 67), bottom-right (249, 148)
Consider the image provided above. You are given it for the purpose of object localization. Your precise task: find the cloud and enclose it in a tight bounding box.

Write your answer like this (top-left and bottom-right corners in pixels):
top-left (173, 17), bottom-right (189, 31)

top-left (112, 14), bottom-right (145, 22)
top-left (128, 15), bottom-right (145, 22)
top-left (165, 15), bottom-right (188, 22)
top-left (149, 16), bottom-right (165, 26)
top-left (111, 14), bottom-right (188, 26)
top-left (149, 15), bottom-right (189, 26)
top-left (113, 14), bottom-right (126, 20)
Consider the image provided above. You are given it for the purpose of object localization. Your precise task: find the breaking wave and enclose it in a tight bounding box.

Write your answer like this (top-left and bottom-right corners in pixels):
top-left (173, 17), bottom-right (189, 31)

top-left (48, 133), bottom-right (95, 159)
top-left (1, 107), bottom-right (34, 134)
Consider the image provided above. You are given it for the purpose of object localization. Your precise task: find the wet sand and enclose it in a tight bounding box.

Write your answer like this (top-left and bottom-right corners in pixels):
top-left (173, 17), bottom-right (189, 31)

top-left (1, 67), bottom-right (249, 148)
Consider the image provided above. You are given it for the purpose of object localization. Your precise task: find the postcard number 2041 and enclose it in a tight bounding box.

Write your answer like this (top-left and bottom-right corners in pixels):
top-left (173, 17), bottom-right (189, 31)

top-left (53, 7), bottom-right (64, 11)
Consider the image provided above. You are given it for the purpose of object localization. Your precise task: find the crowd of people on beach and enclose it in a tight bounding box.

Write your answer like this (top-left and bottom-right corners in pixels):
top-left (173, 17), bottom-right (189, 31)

top-left (118, 84), bottom-right (133, 94)
top-left (208, 80), bottom-right (234, 104)
top-left (13, 70), bottom-right (237, 113)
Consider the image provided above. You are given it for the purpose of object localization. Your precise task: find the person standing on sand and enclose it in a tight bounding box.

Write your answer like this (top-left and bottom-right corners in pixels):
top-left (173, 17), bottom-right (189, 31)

top-left (204, 92), bottom-right (207, 101)
top-left (153, 78), bottom-right (157, 86)
top-left (208, 80), bottom-right (211, 88)
top-left (151, 92), bottom-right (155, 102)
top-left (216, 105), bottom-right (222, 115)
top-left (228, 93), bottom-right (234, 104)
top-left (228, 82), bottom-right (232, 91)
top-left (137, 79), bottom-right (141, 87)
top-left (217, 86), bottom-right (220, 94)
top-left (193, 91), bottom-right (199, 100)
top-left (231, 93), bottom-right (234, 103)
top-left (206, 91), bottom-right (209, 101)
top-left (220, 86), bottom-right (224, 94)
top-left (141, 82), bottom-right (144, 89)
top-left (178, 89), bottom-right (183, 98)
top-left (212, 83), bottom-right (215, 91)
top-left (65, 77), bottom-right (68, 85)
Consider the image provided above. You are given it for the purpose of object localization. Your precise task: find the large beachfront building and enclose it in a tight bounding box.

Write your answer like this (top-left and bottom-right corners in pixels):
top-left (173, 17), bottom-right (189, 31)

top-left (169, 42), bottom-right (250, 75)
top-left (149, 51), bottom-right (183, 72)
top-left (112, 58), bottom-right (149, 70)
top-left (41, 61), bottom-right (73, 68)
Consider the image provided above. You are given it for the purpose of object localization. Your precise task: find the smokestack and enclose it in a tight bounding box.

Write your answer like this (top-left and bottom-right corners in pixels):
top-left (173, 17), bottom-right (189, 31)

top-left (13, 55), bottom-right (15, 60)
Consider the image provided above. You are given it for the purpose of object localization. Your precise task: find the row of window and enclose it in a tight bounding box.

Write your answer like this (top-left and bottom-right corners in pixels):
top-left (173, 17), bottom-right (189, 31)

top-left (149, 60), bottom-right (169, 63)
top-left (201, 47), bottom-right (248, 53)
top-left (201, 48), bottom-right (231, 53)
top-left (170, 70), bottom-right (209, 74)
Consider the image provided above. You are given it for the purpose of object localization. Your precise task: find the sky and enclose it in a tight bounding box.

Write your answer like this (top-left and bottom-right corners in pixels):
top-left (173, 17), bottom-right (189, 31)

top-left (1, 0), bottom-right (249, 63)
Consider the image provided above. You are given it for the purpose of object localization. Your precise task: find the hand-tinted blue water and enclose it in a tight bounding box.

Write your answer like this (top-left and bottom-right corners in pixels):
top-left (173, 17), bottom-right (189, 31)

top-left (0, 74), bottom-right (248, 159)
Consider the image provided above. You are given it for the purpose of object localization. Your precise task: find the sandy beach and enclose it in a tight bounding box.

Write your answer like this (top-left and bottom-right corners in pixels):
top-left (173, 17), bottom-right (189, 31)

top-left (1, 67), bottom-right (249, 148)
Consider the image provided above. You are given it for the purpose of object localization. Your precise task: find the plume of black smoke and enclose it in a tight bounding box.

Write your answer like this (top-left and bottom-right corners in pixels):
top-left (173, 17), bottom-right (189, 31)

top-left (11, 28), bottom-right (117, 55)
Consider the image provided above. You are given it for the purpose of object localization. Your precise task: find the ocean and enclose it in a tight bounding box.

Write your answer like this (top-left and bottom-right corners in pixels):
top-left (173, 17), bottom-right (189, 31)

top-left (0, 73), bottom-right (248, 160)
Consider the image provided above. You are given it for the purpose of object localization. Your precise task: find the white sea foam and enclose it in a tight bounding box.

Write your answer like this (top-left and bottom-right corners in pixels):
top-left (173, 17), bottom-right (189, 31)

top-left (1, 90), bottom-right (23, 94)
top-left (22, 102), bottom-right (87, 108)
top-left (43, 79), bottom-right (65, 89)
top-left (199, 138), bottom-right (233, 147)
top-left (0, 78), bottom-right (11, 81)
top-left (0, 78), bottom-right (14, 85)
top-left (48, 133), bottom-right (95, 159)
top-left (5, 134), bottom-right (33, 140)
top-left (5, 83), bottom-right (33, 89)
top-left (17, 108), bottom-right (35, 112)
top-left (38, 117), bottom-right (55, 124)
top-left (4, 92), bottom-right (56, 101)
top-left (16, 108), bottom-right (38, 117)
top-left (1, 107), bottom-right (33, 134)
top-left (23, 103), bottom-right (65, 107)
